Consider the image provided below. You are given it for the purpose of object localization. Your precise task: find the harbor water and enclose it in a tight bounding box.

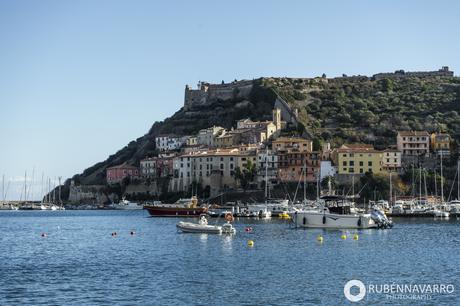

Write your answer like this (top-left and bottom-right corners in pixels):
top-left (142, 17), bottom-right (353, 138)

top-left (0, 210), bottom-right (459, 305)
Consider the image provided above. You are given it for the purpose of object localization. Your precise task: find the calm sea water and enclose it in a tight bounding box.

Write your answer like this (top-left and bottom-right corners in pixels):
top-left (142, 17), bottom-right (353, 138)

top-left (0, 210), bottom-right (459, 305)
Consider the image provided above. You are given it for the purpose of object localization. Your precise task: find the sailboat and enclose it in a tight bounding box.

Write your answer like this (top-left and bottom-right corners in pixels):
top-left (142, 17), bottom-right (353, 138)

top-left (448, 161), bottom-right (460, 214)
top-left (430, 151), bottom-right (449, 218)
top-left (247, 153), bottom-right (291, 218)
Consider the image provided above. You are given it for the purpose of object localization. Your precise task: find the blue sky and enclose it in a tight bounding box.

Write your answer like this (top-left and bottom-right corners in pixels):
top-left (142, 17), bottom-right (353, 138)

top-left (1, 0), bottom-right (459, 200)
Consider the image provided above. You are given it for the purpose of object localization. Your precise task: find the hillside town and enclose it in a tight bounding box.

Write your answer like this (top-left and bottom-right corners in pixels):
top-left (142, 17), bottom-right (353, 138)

top-left (100, 106), bottom-right (455, 203)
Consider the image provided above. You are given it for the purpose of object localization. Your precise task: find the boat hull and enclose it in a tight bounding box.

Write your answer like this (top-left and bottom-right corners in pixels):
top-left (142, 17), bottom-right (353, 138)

top-left (144, 205), bottom-right (207, 217)
top-left (176, 221), bottom-right (222, 234)
top-left (291, 211), bottom-right (377, 229)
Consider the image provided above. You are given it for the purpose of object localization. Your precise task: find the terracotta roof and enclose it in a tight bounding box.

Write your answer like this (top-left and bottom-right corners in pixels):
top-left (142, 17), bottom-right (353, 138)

top-left (337, 144), bottom-right (380, 153)
top-left (397, 131), bottom-right (429, 137)
top-left (273, 137), bottom-right (310, 142)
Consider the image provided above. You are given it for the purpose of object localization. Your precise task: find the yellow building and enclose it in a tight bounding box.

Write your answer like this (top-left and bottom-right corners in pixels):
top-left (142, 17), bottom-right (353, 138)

top-left (336, 144), bottom-right (383, 175)
top-left (430, 132), bottom-right (451, 156)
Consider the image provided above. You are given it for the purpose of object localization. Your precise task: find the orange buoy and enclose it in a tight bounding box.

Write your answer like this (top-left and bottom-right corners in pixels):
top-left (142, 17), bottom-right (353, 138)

top-left (225, 213), bottom-right (234, 222)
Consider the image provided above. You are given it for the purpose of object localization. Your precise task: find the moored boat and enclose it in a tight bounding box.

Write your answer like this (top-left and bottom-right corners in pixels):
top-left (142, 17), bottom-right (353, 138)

top-left (290, 195), bottom-right (393, 229)
top-left (144, 196), bottom-right (207, 217)
top-left (110, 198), bottom-right (143, 210)
top-left (176, 214), bottom-right (236, 234)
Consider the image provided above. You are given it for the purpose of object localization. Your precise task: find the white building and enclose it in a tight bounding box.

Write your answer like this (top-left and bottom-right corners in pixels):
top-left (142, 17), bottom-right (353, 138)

top-left (196, 126), bottom-right (225, 147)
top-left (320, 161), bottom-right (336, 181)
top-left (382, 149), bottom-right (402, 172)
top-left (256, 150), bottom-right (279, 187)
top-left (396, 131), bottom-right (430, 156)
top-left (155, 136), bottom-right (185, 152)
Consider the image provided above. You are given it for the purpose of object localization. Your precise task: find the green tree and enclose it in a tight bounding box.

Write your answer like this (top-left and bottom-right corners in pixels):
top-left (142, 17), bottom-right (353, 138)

top-left (233, 159), bottom-right (257, 190)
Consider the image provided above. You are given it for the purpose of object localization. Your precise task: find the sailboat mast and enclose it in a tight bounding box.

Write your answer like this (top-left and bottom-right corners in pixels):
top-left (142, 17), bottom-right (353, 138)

top-left (458, 160), bottom-right (460, 200)
top-left (24, 171), bottom-right (27, 202)
top-left (419, 166), bottom-right (422, 204)
top-left (440, 150), bottom-right (444, 204)
top-left (59, 176), bottom-right (62, 205)
top-left (352, 175), bottom-right (355, 201)
top-left (2, 174), bottom-right (4, 203)
top-left (434, 170), bottom-right (438, 204)
top-left (41, 173), bottom-right (44, 203)
top-left (303, 157), bottom-right (306, 202)
top-left (389, 171), bottom-right (392, 206)
top-left (264, 154), bottom-right (268, 200)
top-left (316, 171), bottom-right (319, 200)
top-left (424, 170), bottom-right (428, 200)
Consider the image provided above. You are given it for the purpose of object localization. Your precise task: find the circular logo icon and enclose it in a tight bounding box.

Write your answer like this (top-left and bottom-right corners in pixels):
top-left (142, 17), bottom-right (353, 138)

top-left (344, 279), bottom-right (366, 302)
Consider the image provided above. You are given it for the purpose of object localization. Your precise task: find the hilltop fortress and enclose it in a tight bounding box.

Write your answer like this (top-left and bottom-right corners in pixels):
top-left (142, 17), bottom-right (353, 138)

top-left (184, 79), bottom-right (299, 126)
top-left (184, 80), bottom-right (254, 110)
top-left (373, 66), bottom-right (453, 80)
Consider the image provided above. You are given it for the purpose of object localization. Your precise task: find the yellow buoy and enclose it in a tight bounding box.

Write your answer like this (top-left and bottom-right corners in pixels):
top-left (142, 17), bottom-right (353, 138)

top-left (247, 240), bottom-right (254, 247)
top-left (317, 235), bottom-right (324, 243)
top-left (353, 234), bottom-right (359, 240)
top-left (341, 234), bottom-right (347, 240)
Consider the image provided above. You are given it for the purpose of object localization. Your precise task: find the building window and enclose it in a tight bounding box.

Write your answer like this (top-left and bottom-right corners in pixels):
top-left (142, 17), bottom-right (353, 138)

top-left (368, 161), bottom-right (372, 166)
top-left (360, 168), bottom-right (363, 173)
top-left (343, 161), bottom-right (347, 166)
top-left (349, 161), bottom-right (355, 166)
top-left (359, 161), bottom-right (363, 166)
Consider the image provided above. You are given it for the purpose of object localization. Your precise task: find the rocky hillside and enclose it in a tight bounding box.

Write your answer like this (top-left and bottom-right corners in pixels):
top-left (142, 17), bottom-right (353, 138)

top-left (265, 75), bottom-right (460, 149)
top-left (68, 73), bottom-right (460, 190)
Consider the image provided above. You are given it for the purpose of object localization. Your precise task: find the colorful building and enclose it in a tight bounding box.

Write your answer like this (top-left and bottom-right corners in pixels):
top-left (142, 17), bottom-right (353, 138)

top-left (278, 151), bottom-right (320, 183)
top-left (396, 131), bottom-right (430, 156)
top-left (272, 137), bottom-right (313, 153)
top-left (430, 132), bottom-right (451, 156)
top-left (336, 144), bottom-right (383, 175)
top-left (106, 163), bottom-right (140, 184)
top-left (140, 155), bottom-right (174, 178)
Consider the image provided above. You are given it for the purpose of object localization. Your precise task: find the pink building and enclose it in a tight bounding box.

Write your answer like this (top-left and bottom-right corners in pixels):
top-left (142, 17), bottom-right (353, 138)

top-left (106, 163), bottom-right (139, 184)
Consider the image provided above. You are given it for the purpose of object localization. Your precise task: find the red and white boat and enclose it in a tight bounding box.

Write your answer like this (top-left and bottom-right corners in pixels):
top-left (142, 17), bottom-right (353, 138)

top-left (144, 196), bottom-right (207, 217)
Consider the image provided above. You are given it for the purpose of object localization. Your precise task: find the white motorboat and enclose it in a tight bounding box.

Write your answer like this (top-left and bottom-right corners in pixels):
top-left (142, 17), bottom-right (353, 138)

top-left (246, 204), bottom-right (272, 218)
top-left (176, 215), bottom-right (236, 234)
top-left (428, 208), bottom-right (450, 218)
top-left (290, 195), bottom-right (393, 229)
top-left (449, 200), bottom-right (460, 214)
top-left (110, 198), bottom-right (143, 210)
top-left (265, 199), bottom-right (289, 216)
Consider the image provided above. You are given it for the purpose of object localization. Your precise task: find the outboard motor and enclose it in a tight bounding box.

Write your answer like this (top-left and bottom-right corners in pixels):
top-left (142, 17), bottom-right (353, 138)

top-left (370, 209), bottom-right (394, 229)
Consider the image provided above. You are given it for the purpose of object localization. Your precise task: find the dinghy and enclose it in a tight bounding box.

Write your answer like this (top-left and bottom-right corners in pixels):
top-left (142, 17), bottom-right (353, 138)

top-left (176, 215), bottom-right (236, 234)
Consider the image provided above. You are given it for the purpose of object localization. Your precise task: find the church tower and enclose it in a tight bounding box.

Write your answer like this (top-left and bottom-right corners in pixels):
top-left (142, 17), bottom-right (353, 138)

top-left (272, 108), bottom-right (281, 130)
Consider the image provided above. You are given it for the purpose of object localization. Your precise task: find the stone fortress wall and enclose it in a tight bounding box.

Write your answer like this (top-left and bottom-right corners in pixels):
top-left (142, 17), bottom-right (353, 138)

top-left (184, 80), bottom-right (253, 110)
top-left (373, 66), bottom-right (453, 80)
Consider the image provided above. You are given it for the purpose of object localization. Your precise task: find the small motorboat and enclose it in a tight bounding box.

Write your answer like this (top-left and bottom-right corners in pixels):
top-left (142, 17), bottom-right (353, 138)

top-left (176, 215), bottom-right (236, 234)
top-left (429, 209), bottom-right (450, 218)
